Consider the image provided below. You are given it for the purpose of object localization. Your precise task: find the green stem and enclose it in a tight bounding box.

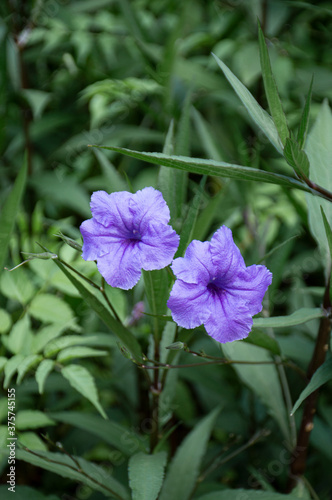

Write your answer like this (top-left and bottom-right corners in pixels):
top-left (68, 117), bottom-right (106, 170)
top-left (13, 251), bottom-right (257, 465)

top-left (57, 258), bottom-right (122, 324)
top-left (150, 335), bottom-right (161, 452)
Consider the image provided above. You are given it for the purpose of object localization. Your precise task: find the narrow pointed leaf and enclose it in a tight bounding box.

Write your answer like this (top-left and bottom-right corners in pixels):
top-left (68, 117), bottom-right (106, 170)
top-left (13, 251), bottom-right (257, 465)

top-left (16, 410), bottom-right (55, 429)
top-left (321, 207), bottom-right (332, 257)
top-left (158, 120), bottom-right (177, 220)
top-left (16, 449), bottom-right (130, 499)
top-left (291, 358), bottom-right (332, 415)
top-left (305, 100), bottom-right (332, 266)
top-left (129, 451), bottom-right (167, 500)
top-left (17, 355), bottom-right (42, 384)
top-left (57, 346), bottom-right (108, 363)
top-left (284, 138), bottom-right (310, 178)
top-left (61, 364), bottom-right (107, 419)
top-left (253, 307), bottom-right (325, 328)
top-left (35, 359), bottom-right (55, 394)
top-left (3, 354), bottom-right (24, 388)
top-left (143, 269), bottom-right (169, 338)
top-left (297, 76), bottom-right (314, 149)
top-left (49, 411), bottom-right (147, 456)
top-left (159, 407), bottom-right (220, 500)
top-left (53, 260), bottom-right (142, 362)
top-left (243, 330), bottom-right (281, 355)
top-left (212, 53), bottom-right (283, 153)
top-left (320, 206), bottom-right (332, 301)
top-left (172, 92), bottom-right (190, 219)
top-left (94, 146), bottom-right (311, 193)
top-left (223, 342), bottom-right (290, 440)
top-left (258, 22), bottom-right (289, 144)
top-left (175, 177), bottom-right (206, 257)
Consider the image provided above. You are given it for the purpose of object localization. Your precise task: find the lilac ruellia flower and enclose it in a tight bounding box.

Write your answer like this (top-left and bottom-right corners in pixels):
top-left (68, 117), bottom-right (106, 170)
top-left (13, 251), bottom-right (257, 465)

top-left (167, 226), bottom-right (272, 343)
top-left (80, 187), bottom-right (179, 290)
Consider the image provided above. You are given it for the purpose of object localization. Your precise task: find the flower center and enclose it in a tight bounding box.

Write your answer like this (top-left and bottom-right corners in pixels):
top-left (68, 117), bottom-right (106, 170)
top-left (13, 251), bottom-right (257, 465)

top-left (207, 277), bottom-right (224, 296)
top-left (128, 228), bottom-right (141, 242)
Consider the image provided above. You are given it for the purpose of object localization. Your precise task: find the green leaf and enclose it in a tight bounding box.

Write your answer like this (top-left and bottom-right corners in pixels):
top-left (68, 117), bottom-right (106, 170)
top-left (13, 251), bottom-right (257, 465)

top-left (0, 485), bottom-right (60, 500)
top-left (35, 360), bottom-right (55, 393)
top-left (61, 364), bottom-right (107, 419)
top-left (30, 172), bottom-right (91, 218)
top-left (191, 107), bottom-right (224, 161)
top-left (55, 233), bottom-right (82, 252)
top-left (129, 451), bottom-right (167, 500)
top-left (258, 22), bottom-right (289, 144)
top-left (159, 407), bottom-right (220, 500)
top-left (17, 354), bottom-right (42, 384)
top-left (33, 324), bottom-right (69, 354)
top-left (93, 148), bottom-right (127, 193)
top-left (95, 146), bottom-right (311, 193)
top-left (0, 267), bottom-right (36, 305)
top-left (3, 354), bottom-right (24, 388)
top-left (253, 308), bottom-right (325, 329)
top-left (29, 293), bottom-right (74, 324)
top-left (284, 138), bottom-right (310, 179)
top-left (305, 100), bottom-right (332, 266)
top-left (16, 410), bottom-right (56, 430)
top-left (0, 157), bottom-right (27, 275)
top-left (243, 329), bottom-right (281, 355)
top-left (321, 206), bottom-right (332, 301)
top-left (291, 358), bottom-right (332, 415)
top-left (297, 76), bottom-right (314, 149)
top-left (21, 89), bottom-right (52, 119)
top-left (43, 334), bottom-right (115, 357)
top-left (15, 449), bottom-right (130, 500)
top-left (54, 260), bottom-right (142, 362)
top-left (0, 357), bottom-right (7, 372)
top-left (57, 346), bottom-right (108, 363)
top-left (3, 314), bottom-right (32, 355)
top-left (143, 269), bottom-right (169, 338)
top-left (192, 189), bottom-right (224, 242)
top-left (321, 207), bottom-right (332, 258)
top-left (222, 342), bottom-right (290, 441)
top-left (175, 177), bottom-right (206, 258)
top-left (169, 92), bottom-right (191, 220)
top-left (212, 54), bottom-right (283, 153)
top-left (0, 309), bottom-right (12, 334)
top-left (17, 432), bottom-right (48, 452)
top-left (50, 411), bottom-right (146, 456)
top-left (197, 490), bottom-right (300, 500)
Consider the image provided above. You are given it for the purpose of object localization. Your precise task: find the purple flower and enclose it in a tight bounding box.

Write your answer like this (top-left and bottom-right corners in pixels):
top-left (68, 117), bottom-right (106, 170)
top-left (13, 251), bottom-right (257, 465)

top-left (167, 226), bottom-right (272, 343)
top-left (80, 187), bottom-right (179, 290)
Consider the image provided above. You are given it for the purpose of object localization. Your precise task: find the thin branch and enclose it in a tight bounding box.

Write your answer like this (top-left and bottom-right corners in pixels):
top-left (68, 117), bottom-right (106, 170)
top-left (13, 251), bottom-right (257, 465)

top-left (138, 355), bottom-right (306, 376)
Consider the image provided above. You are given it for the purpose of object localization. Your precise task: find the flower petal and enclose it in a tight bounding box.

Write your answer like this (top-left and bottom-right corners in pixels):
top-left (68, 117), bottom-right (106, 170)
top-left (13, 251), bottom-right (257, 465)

top-left (210, 226), bottom-right (246, 282)
top-left (204, 292), bottom-right (253, 343)
top-left (90, 190), bottom-right (134, 231)
top-left (97, 241), bottom-right (142, 290)
top-left (167, 280), bottom-right (209, 329)
top-left (130, 187), bottom-right (171, 231)
top-left (171, 240), bottom-right (212, 284)
top-left (80, 218), bottom-right (124, 260)
top-left (228, 264), bottom-right (272, 315)
top-left (139, 223), bottom-right (180, 270)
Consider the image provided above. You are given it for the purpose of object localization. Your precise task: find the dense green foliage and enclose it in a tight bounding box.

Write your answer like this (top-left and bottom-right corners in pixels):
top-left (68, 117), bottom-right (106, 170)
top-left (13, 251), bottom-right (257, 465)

top-left (1, 1), bottom-right (332, 499)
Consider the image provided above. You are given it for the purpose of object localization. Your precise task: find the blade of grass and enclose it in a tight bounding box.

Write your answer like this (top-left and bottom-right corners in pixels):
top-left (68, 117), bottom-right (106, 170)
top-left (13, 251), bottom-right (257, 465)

top-left (257, 21), bottom-right (289, 145)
